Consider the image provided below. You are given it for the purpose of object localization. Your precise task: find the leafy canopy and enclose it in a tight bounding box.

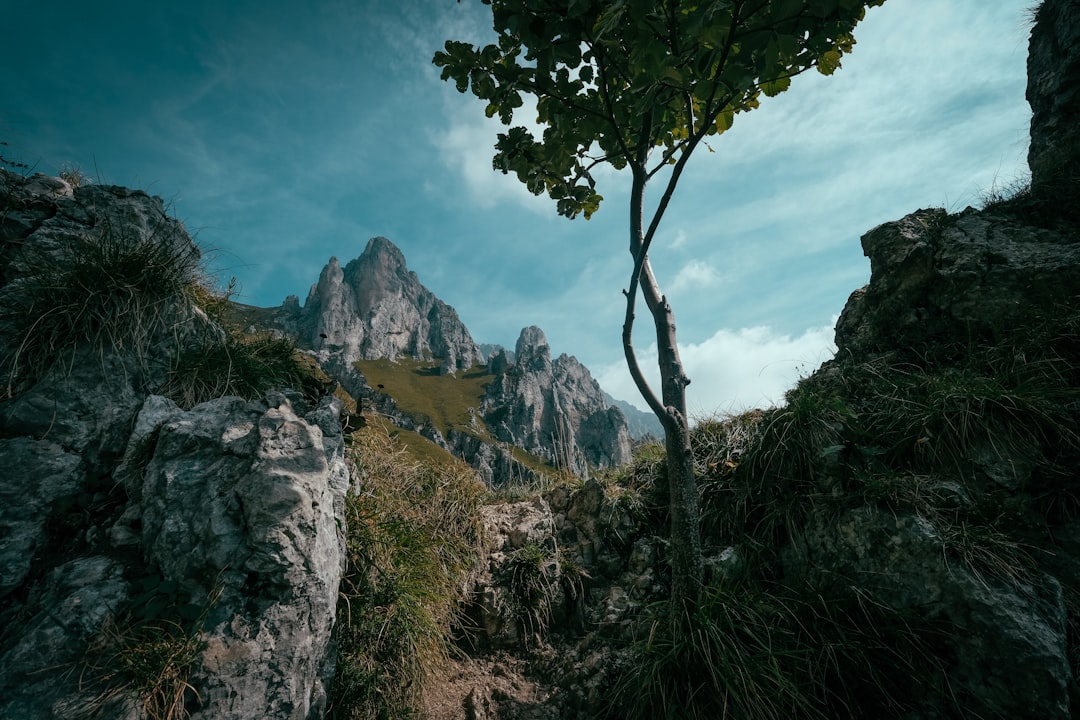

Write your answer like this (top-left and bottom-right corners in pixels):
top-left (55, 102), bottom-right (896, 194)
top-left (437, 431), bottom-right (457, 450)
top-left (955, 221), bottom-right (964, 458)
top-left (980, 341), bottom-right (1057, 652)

top-left (435, 0), bottom-right (884, 220)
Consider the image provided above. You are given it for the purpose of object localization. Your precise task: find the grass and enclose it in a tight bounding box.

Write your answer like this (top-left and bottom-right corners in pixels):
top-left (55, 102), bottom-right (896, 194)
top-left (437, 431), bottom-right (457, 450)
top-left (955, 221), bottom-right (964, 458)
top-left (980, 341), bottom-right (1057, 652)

top-left (503, 541), bottom-right (560, 645)
top-left (605, 578), bottom-right (952, 720)
top-left (161, 331), bottom-right (319, 409)
top-left (74, 577), bottom-right (221, 720)
top-left (601, 298), bottom-right (1080, 718)
top-left (331, 419), bottom-right (486, 719)
top-left (354, 357), bottom-right (493, 438)
top-left (0, 214), bottom-right (202, 395)
top-left (355, 356), bottom-right (577, 487)
top-left (0, 194), bottom-right (324, 409)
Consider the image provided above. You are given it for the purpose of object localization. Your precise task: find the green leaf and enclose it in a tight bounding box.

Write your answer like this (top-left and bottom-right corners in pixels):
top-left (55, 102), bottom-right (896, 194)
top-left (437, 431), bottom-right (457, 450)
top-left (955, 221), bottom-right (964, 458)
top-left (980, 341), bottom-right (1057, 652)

top-left (760, 75), bottom-right (791, 97)
top-left (715, 109), bottom-right (735, 134)
top-left (817, 49), bottom-right (842, 75)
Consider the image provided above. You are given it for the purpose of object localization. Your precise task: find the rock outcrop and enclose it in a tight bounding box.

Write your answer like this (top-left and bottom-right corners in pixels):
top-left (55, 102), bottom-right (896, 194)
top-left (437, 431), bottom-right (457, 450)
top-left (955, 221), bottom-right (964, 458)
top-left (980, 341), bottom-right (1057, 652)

top-left (1027, 0), bottom-right (1080, 190)
top-left (0, 170), bottom-right (349, 720)
top-left (293, 236), bottom-right (482, 373)
top-left (834, 206), bottom-right (1080, 357)
top-left (483, 327), bottom-right (632, 475)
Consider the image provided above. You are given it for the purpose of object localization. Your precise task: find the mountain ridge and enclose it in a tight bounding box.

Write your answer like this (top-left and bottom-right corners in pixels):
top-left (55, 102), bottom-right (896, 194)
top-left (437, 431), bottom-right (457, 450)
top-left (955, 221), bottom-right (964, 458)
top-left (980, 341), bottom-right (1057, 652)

top-left (258, 235), bottom-right (634, 483)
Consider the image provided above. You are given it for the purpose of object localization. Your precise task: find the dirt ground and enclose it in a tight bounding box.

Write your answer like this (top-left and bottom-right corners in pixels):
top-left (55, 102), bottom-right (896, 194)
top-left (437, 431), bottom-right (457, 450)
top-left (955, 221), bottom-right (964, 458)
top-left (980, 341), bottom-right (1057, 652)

top-left (421, 652), bottom-right (561, 720)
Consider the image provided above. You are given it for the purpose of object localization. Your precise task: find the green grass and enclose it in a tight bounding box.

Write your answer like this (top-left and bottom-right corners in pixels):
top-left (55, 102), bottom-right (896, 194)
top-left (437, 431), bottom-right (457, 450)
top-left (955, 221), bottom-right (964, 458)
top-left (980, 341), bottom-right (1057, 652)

top-left (369, 415), bottom-right (471, 468)
top-left (356, 357), bottom-right (572, 484)
top-left (603, 299), bottom-right (1080, 718)
top-left (503, 541), bottom-right (560, 645)
top-left (161, 332), bottom-right (320, 409)
top-left (355, 358), bottom-right (493, 438)
top-left (331, 420), bottom-right (486, 720)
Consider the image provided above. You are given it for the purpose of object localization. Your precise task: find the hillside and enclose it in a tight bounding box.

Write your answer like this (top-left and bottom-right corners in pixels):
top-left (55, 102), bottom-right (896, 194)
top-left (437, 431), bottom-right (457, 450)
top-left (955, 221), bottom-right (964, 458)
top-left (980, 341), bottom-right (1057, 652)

top-left (0, 2), bottom-right (1077, 718)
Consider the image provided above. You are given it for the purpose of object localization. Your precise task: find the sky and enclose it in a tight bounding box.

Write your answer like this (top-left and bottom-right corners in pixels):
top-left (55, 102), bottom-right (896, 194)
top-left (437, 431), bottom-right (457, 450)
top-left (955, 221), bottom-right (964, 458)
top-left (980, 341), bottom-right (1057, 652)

top-left (2, 1), bottom-right (1035, 417)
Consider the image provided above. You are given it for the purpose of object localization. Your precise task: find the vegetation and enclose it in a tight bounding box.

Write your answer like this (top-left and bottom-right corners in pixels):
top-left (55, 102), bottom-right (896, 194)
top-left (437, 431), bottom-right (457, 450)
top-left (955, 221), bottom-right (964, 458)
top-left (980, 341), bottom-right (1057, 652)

top-left (162, 331), bottom-right (317, 409)
top-left (354, 356), bottom-right (581, 482)
top-left (331, 420), bottom-right (486, 719)
top-left (604, 300), bottom-right (1080, 718)
top-left (0, 193), bottom-right (321, 407)
top-left (75, 576), bottom-right (221, 720)
top-left (436, 0), bottom-right (885, 606)
top-left (503, 541), bottom-right (560, 645)
top-left (0, 213), bottom-right (202, 396)
top-left (354, 357), bottom-right (493, 437)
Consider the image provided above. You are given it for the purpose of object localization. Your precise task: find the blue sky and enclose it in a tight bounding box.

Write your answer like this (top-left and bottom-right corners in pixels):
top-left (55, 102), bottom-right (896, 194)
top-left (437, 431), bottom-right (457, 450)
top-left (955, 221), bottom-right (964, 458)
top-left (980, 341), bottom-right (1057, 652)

top-left (2, 1), bottom-right (1034, 416)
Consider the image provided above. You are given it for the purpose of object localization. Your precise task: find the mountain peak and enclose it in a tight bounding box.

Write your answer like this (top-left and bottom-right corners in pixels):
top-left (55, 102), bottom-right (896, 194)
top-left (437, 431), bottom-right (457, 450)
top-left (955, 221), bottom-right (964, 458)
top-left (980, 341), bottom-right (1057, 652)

top-left (296, 236), bottom-right (480, 371)
top-left (360, 236), bottom-right (408, 274)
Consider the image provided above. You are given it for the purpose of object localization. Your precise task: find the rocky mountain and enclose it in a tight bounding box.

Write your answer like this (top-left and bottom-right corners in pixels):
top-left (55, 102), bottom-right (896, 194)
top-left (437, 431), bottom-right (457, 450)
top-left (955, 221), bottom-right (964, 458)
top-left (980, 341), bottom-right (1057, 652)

top-left (285, 236), bottom-right (482, 373)
top-left (269, 236), bottom-right (632, 484)
top-left (604, 391), bottom-right (663, 440)
top-left (483, 326), bottom-right (632, 474)
top-left (0, 3), bottom-right (1076, 717)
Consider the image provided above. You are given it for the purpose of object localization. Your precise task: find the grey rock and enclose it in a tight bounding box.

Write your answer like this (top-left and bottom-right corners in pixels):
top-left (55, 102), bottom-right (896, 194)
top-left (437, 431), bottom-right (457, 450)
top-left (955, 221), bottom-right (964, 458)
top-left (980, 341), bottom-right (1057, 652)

top-left (835, 208), bottom-right (1080, 357)
top-left (129, 392), bottom-right (347, 720)
top-left (0, 557), bottom-right (132, 720)
top-left (483, 327), bottom-right (632, 476)
top-left (790, 505), bottom-right (1071, 719)
top-left (604, 392), bottom-right (662, 440)
top-left (1027, 0), bottom-right (1080, 188)
top-left (470, 499), bottom-right (560, 649)
top-left (297, 237), bottom-right (482, 372)
top-left (0, 437), bottom-right (82, 597)
top-left (0, 169), bottom-right (351, 720)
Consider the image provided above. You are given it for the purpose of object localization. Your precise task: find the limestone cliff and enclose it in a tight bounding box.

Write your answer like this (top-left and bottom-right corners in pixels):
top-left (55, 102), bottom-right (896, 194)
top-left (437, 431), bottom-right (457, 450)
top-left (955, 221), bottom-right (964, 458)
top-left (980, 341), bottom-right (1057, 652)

top-left (483, 326), bottom-right (632, 474)
top-left (291, 236), bottom-right (482, 373)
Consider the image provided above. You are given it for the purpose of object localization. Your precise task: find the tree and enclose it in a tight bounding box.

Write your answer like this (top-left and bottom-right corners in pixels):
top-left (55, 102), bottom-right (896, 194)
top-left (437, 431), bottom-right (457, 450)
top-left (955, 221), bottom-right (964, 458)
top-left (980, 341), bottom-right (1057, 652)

top-left (435, 0), bottom-right (884, 607)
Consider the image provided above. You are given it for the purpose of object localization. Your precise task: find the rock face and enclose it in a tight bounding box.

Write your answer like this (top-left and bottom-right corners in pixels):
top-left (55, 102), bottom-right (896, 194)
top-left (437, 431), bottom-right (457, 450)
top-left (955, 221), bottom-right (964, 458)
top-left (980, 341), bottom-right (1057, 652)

top-left (834, 206), bottom-right (1080, 356)
top-left (125, 392), bottom-right (348, 720)
top-left (295, 236), bottom-right (482, 373)
top-left (1027, 0), bottom-right (1080, 189)
top-left (483, 327), bottom-right (632, 476)
top-left (279, 238), bottom-right (631, 485)
top-left (0, 170), bottom-right (348, 720)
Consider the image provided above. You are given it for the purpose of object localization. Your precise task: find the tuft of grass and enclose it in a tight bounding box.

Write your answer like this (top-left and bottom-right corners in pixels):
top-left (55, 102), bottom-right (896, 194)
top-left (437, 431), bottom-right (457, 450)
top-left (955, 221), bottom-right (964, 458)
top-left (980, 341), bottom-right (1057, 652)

top-left (58, 163), bottom-right (93, 189)
top-left (0, 216), bottom-right (201, 395)
top-left (161, 332), bottom-right (315, 409)
top-left (74, 578), bottom-right (220, 720)
top-left (607, 582), bottom-right (820, 720)
top-left (331, 420), bottom-right (486, 719)
top-left (606, 580), bottom-right (953, 720)
top-left (503, 541), bottom-right (560, 645)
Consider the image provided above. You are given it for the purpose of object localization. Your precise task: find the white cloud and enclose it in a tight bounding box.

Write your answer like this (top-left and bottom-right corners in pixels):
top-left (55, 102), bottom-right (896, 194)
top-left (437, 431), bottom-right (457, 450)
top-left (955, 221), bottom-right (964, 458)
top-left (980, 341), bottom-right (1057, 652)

top-left (598, 322), bottom-right (837, 418)
top-left (430, 99), bottom-right (554, 214)
top-left (669, 259), bottom-right (723, 296)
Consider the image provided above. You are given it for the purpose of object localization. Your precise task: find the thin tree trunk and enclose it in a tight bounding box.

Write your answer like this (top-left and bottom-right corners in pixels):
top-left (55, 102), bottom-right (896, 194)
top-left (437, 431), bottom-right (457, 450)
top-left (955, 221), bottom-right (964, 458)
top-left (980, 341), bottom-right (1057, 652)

top-left (623, 165), bottom-right (703, 607)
